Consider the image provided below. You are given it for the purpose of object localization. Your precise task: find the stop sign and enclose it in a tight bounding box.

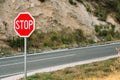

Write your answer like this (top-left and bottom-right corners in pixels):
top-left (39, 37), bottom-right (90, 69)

top-left (14, 12), bottom-right (35, 37)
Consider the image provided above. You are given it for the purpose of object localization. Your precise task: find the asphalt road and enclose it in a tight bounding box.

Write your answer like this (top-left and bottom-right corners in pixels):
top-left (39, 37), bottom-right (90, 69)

top-left (0, 43), bottom-right (120, 78)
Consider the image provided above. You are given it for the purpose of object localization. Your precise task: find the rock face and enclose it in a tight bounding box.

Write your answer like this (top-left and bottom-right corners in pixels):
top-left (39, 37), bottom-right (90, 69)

top-left (0, 0), bottom-right (92, 39)
top-left (0, 0), bottom-right (119, 42)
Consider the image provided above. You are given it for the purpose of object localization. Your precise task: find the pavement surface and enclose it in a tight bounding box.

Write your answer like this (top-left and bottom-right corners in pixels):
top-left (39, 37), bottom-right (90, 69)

top-left (0, 43), bottom-right (120, 79)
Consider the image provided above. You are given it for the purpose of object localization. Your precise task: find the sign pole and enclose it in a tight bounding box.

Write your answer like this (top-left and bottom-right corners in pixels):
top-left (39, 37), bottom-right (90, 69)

top-left (14, 12), bottom-right (35, 80)
top-left (24, 37), bottom-right (27, 80)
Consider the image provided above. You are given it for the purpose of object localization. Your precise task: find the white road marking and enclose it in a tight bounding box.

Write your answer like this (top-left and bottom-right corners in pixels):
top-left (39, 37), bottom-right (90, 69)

top-left (0, 54), bottom-right (76, 67)
top-left (1, 54), bottom-right (118, 80)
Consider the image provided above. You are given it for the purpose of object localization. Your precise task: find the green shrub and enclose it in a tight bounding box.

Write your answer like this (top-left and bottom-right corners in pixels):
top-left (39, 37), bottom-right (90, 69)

top-left (98, 12), bottom-right (107, 21)
top-left (88, 39), bottom-right (95, 44)
top-left (116, 12), bottom-right (120, 23)
top-left (51, 35), bottom-right (57, 41)
top-left (95, 25), bottom-right (101, 33)
top-left (43, 40), bottom-right (53, 47)
top-left (69, 0), bottom-right (76, 5)
top-left (114, 31), bottom-right (120, 39)
top-left (99, 30), bottom-right (108, 36)
top-left (105, 35), bottom-right (112, 41)
top-left (74, 29), bottom-right (86, 42)
top-left (105, 0), bottom-right (117, 11)
top-left (28, 31), bottom-right (43, 48)
top-left (110, 24), bottom-right (115, 32)
top-left (108, 29), bottom-right (114, 37)
top-left (39, 0), bottom-right (45, 3)
top-left (9, 37), bottom-right (24, 49)
top-left (86, 7), bottom-right (91, 12)
top-left (0, 48), bottom-right (12, 57)
top-left (95, 8), bottom-right (107, 21)
top-left (61, 35), bottom-right (73, 45)
top-left (50, 32), bottom-right (59, 41)
top-left (27, 73), bottom-right (40, 80)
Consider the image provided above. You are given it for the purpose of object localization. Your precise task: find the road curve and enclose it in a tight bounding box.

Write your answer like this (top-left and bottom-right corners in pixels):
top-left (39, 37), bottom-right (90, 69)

top-left (0, 43), bottom-right (120, 79)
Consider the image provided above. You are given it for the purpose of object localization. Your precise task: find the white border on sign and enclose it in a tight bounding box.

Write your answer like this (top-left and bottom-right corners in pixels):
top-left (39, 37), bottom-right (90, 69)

top-left (14, 12), bottom-right (35, 37)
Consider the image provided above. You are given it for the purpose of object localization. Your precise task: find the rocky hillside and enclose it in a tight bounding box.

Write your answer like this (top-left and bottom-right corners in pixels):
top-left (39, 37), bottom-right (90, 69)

top-left (0, 0), bottom-right (120, 53)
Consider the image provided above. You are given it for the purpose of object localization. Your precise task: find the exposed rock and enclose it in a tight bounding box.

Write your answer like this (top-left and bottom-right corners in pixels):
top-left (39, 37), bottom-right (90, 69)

top-left (107, 15), bottom-right (120, 32)
top-left (0, 0), bottom-right (119, 47)
top-left (0, 0), bottom-right (95, 38)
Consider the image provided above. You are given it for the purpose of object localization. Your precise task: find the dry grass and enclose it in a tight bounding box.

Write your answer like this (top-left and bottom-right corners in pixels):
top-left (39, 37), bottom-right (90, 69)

top-left (102, 72), bottom-right (120, 80)
top-left (73, 72), bottom-right (120, 80)
top-left (20, 57), bottom-right (120, 80)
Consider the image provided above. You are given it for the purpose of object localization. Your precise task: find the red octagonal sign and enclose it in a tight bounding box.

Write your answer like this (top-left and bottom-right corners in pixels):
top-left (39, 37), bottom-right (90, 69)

top-left (14, 12), bottom-right (35, 37)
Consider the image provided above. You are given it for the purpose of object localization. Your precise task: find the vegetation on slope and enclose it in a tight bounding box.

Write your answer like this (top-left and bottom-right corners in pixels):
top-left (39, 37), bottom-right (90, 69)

top-left (7, 29), bottom-right (91, 53)
top-left (86, 0), bottom-right (120, 22)
top-left (95, 24), bottom-right (120, 41)
top-left (1, 24), bottom-right (120, 56)
top-left (69, 0), bottom-right (120, 22)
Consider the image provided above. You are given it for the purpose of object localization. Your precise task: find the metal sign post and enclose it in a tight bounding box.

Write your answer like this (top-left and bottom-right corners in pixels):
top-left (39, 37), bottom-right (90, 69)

top-left (14, 12), bottom-right (35, 80)
top-left (24, 37), bottom-right (27, 80)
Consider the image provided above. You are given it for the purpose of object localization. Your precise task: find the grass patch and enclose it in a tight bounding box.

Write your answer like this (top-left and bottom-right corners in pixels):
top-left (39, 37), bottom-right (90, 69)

top-left (0, 48), bottom-right (12, 57)
top-left (20, 58), bottom-right (120, 80)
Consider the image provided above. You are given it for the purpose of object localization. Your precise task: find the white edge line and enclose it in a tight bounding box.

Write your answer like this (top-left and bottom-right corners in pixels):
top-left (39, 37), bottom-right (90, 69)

top-left (1, 55), bottom-right (119, 80)
top-left (0, 42), bottom-right (120, 60)
top-left (0, 72), bottom-right (23, 79)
